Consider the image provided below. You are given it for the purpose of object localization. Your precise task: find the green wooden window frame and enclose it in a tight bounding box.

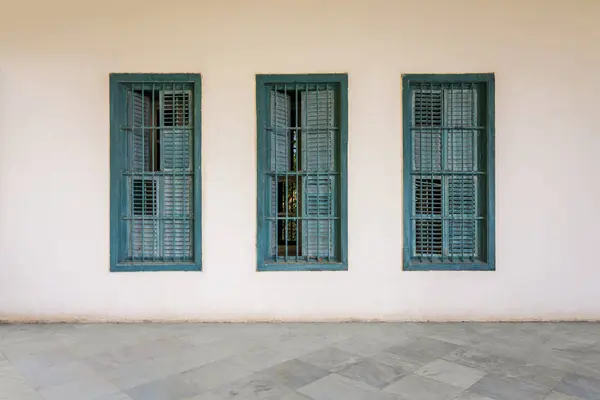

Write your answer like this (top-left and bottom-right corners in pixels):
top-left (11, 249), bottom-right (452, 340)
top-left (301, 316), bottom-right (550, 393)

top-left (403, 74), bottom-right (495, 271)
top-left (110, 73), bottom-right (202, 272)
top-left (256, 74), bottom-right (348, 271)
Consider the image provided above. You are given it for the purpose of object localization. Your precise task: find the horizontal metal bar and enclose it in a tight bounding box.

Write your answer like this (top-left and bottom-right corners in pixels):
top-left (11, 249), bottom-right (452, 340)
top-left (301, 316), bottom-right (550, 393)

top-left (410, 171), bottom-right (485, 175)
top-left (121, 126), bottom-right (193, 130)
top-left (411, 216), bottom-right (484, 220)
top-left (266, 171), bottom-right (339, 176)
top-left (124, 171), bottom-right (193, 176)
top-left (265, 217), bottom-right (339, 221)
top-left (266, 127), bottom-right (340, 130)
top-left (122, 216), bottom-right (193, 220)
top-left (411, 126), bottom-right (485, 130)
top-left (259, 263), bottom-right (346, 272)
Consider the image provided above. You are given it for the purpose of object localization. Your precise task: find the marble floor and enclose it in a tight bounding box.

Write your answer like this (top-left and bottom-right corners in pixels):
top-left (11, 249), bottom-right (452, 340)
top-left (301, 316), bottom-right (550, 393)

top-left (0, 322), bottom-right (599, 399)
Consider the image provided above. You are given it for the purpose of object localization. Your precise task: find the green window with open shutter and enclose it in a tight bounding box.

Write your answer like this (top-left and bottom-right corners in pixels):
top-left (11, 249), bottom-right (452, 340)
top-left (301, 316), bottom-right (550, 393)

top-left (110, 73), bottom-right (201, 272)
top-left (256, 74), bottom-right (348, 271)
top-left (403, 74), bottom-right (495, 271)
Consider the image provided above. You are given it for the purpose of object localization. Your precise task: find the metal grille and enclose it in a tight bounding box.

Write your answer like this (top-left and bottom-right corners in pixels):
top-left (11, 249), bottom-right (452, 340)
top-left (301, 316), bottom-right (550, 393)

top-left (122, 83), bottom-right (194, 263)
top-left (265, 83), bottom-right (339, 263)
top-left (410, 82), bottom-right (485, 263)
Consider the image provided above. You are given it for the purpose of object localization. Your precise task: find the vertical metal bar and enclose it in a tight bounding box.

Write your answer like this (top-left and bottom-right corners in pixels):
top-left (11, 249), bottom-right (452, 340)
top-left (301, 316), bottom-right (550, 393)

top-left (295, 84), bottom-right (299, 263)
top-left (171, 83), bottom-right (176, 262)
top-left (459, 84), bottom-right (465, 263)
top-left (304, 82), bottom-right (308, 262)
top-left (316, 84), bottom-right (320, 262)
top-left (140, 86), bottom-right (146, 261)
top-left (128, 87), bottom-right (134, 262)
top-left (441, 83), bottom-right (447, 262)
top-left (151, 83), bottom-right (156, 262)
top-left (429, 82), bottom-right (434, 262)
top-left (327, 84), bottom-right (331, 263)
top-left (471, 82), bottom-right (477, 262)
top-left (448, 84), bottom-right (453, 262)
top-left (417, 84), bottom-right (422, 262)
top-left (284, 84), bottom-right (288, 263)
top-left (180, 85), bottom-right (186, 261)
top-left (274, 84), bottom-right (279, 262)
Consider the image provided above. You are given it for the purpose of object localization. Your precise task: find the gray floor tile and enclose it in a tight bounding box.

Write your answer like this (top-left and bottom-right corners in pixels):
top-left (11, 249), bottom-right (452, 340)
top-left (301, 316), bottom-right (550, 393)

top-left (333, 336), bottom-right (400, 358)
top-left (182, 393), bottom-right (227, 400)
top-left (554, 373), bottom-right (600, 399)
top-left (126, 373), bottom-right (207, 400)
top-left (213, 373), bottom-right (297, 399)
top-left (176, 358), bottom-right (255, 390)
top-left (37, 376), bottom-right (121, 400)
top-left (385, 337), bottom-right (457, 368)
top-left (297, 373), bottom-right (400, 400)
top-left (95, 393), bottom-right (134, 400)
top-left (383, 374), bottom-right (463, 400)
top-left (416, 359), bottom-right (486, 389)
top-left (224, 346), bottom-right (293, 372)
top-left (253, 359), bottom-right (330, 389)
top-left (299, 346), bottom-right (363, 372)
top-left (469, 374), bottom-right (551, 400)
top-left (337, 356), bottom-right (410, 389)
top-left (544, 391), bottom-right (579, 400)
top-left (16, 360), bottom-right (98, 390)
top-left (502, 362), bottom-right (566, 389)
top-left (0, 323), bottom-right (598, 400)
top-left (443, 347), bottom-right (516, 375)
top-left (453, 392), bottom-right (495, 400)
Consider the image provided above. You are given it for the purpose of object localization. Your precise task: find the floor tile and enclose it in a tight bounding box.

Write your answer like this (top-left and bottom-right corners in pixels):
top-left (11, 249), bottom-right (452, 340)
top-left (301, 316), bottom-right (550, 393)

top-left (176, 358), bottom-right (254, 390)
top-left (297, 373), bottom-right (400, 400)
top-left (253, 359), bottom-right (330, 389)
top-left (333, 336), bottom-right (399, 358)
top-left (385, 337), bottom-right (457, 368)
top-left (453, 392), bottom-right (495, 400)
top-left (17, 360), bottom-right (98, 390)
top-left (224, 346), bottom-right (293, 372)
top-left (299, 346), bottom-right (362, 372)
top-left (0, 323), bottom-right (598, 400)
top-left (554, 373), bottom-right (600, 399)
top-left (468, 374), bottom-right (551, 400)
top-left (544, 391), bottom-right (579, 400)
top-left (37, 376), bottom-right (121, 400)
top-left (383, 374), bottom-right (463, 400)
top-left (126, 373), bottom-right (207, 400)
top-left (95, 393), bottom-right (134, 400)
top-left (416, 359), bottom-right (486, 389)
top-left (337, 357), bottom-right (410, 389)
top-left (213, 373), bottom-right (297, 399)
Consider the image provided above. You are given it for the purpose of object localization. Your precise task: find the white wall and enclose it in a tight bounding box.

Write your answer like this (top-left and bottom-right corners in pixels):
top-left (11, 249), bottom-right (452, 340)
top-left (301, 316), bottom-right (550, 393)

top-left (0, 0), bottom-right (599, 322)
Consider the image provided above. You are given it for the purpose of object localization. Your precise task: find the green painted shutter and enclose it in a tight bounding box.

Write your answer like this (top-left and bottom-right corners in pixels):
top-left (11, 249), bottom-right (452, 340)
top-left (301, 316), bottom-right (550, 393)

top-left (412, 89), bottom-right (443, 257)
top-left (160, 89), bottom-right (193, 260)
top-left (445, 88), bottom-right (477, 258)
top-left (128, 91), bottom-right (159, 259)
top-left (301, 89), bottom-right (336, 260)
top-left (269, 90), bottom-right (291, 258)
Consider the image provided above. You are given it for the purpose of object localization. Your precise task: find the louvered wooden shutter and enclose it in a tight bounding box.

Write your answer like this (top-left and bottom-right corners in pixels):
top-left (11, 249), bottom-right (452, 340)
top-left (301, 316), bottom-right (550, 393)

top-left (301, 89), bottom-right (336, 259)
top-left (269, 90), bottom-right (291, 257)
top-left (412, 89), bottom-right (443, 257)
top-left (128, 91), bottom-right (159, 259)
top-left (160, 89), bottom-right (193, 260)
top-left (445, 88), bottom-right (478, 258)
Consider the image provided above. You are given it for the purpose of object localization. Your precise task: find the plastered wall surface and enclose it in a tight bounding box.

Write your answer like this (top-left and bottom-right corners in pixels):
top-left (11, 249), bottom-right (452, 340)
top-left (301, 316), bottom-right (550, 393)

top-left (0, 0), bottom-right (599, 321)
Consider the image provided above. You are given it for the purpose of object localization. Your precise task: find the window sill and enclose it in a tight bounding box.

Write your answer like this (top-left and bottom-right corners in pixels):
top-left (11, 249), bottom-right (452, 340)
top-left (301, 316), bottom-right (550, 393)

top-left (258, 262), bottom-right (347, 272)
top-left (404, 261), bottom-right (494, 271)
top-left (111, 263), bottom-right (201, 272)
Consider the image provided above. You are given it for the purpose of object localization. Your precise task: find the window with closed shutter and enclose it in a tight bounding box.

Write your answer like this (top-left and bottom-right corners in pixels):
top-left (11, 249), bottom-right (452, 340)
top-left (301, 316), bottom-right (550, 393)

top-left (403, 74), bottom-right (495, 271)
top-left (256, 75), bottom-right (348, 271)
top-left (110, 74), bottom-right (202, 272)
